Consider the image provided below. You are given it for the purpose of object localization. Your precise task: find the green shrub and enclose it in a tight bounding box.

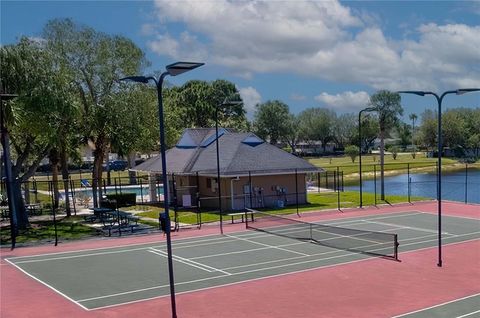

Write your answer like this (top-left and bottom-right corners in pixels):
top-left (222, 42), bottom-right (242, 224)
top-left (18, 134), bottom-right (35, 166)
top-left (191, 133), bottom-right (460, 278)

top-left (389, 146), bottom-right (400, 160)
top-left (344, 145), bottom-right (359, 163)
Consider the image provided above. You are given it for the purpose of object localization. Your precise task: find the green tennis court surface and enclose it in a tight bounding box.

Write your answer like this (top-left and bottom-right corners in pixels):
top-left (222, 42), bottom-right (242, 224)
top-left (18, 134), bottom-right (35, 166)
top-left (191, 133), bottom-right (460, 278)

top-left (6, 211), bottom-right (480, 310)
top-left (393, 293), bottom-right (480, 318)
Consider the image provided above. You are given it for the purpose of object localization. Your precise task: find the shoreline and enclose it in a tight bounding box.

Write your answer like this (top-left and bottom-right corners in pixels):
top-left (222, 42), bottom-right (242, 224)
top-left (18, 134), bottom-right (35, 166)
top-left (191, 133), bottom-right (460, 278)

top-left (342, 162), bottom-right (479, 184)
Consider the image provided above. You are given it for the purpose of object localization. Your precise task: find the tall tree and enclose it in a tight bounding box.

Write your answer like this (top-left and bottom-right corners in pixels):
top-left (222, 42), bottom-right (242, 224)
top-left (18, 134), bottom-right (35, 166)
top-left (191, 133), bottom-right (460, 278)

top-left (165, 79), bottom-right (247, 132)
top-left (397, 122), bottom-right (412, 151)
top-left (253, 100), bottom-right (292, 145)
top-left (298, 108), bottom-right (336, 153)
top-left (418, 109), bottom-right (438, 151)
top-left (368, 90), bottom-right (403, 200)
top-left (43, 18), bottom-right (148, 206)
top-left (1, 37), bottom-right (77, 227)
top-left (332, 113), bottom-right (357, 149)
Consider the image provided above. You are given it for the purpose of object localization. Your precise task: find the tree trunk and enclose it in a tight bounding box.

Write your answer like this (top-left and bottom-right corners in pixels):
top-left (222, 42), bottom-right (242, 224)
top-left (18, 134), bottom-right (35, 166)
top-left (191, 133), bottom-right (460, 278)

top-left (128, 152), bottom-right (137, 185)
top-left (60, 150), bottom-right (71, 217)
top-left (92, 153), bottom-right (104, 208)
top-left (380, 130), bottom-right (385, 200)
top-left (48, 149), bottom-right (60, 211)
top-left (12, 180), bottom-right (28, 229)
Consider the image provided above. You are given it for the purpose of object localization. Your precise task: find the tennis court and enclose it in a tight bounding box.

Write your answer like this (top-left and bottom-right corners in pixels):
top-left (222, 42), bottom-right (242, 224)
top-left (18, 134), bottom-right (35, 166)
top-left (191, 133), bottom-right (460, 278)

top-left (5, 209), bottom-right (480, 312)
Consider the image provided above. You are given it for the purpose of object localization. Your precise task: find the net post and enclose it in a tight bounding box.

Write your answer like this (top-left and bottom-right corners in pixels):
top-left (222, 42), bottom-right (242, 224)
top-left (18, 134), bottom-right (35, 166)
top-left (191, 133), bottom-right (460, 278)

top-left (394, 234), bottom-right (399, 261)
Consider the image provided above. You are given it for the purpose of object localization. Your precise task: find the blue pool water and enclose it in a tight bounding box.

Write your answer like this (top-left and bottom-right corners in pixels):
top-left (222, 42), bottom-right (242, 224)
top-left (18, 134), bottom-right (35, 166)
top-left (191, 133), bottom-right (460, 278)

top-left (74, 185), bottom-right (164, 198)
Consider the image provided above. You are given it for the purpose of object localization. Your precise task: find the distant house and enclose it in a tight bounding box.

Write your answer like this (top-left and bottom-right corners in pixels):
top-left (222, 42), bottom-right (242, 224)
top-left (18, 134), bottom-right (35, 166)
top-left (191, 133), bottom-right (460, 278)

top-left (133, 128), bottom-right (323, 211)
top-left (295, 141), bottom-right (335, 156)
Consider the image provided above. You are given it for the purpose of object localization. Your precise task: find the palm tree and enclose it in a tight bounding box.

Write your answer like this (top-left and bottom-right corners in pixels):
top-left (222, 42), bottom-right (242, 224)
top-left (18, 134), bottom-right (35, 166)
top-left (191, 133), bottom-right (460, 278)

top-left (409, 113), bottom-right (418, 149)
top-left (368, 91), bottom-right (403, 200)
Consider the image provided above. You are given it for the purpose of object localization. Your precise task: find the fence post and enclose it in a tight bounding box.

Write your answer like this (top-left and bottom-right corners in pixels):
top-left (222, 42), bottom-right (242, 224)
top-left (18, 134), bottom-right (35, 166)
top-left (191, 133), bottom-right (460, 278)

top-left (465, 163), bottom-right (468, 204)
top-left (48, 181), bottom-right (58, 246)
top-left (172, 173), bottom-right (179, 231)
top-left (69, 177), bottom-right (77, 216)
top-left (337, 166), bottom-right (341, 211)
top-left (374, 164), bottom-right (377, 206)
top-left (196, 171), bottom-right (201, 229)
top-left (317, 172), bottom-right (320, 193)
top-left (295, 169), bottom-right (299, 217)
top-left (249, 171), bottom-right (253, 209)
top-left (407, 163), bottom-right (411, 203)
top-left (139, 179), bottom-right (144, 205)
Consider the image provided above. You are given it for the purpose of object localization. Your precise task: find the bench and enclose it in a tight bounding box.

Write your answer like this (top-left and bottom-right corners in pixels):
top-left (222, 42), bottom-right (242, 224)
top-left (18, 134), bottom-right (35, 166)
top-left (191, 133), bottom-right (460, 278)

top-left (226, 211), bottom-right (255, 224)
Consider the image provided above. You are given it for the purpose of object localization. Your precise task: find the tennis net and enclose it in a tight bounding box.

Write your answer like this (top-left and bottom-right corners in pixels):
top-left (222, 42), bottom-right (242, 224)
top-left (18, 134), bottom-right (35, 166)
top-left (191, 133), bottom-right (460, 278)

top-left (246, 209), bottom-right (399, 260)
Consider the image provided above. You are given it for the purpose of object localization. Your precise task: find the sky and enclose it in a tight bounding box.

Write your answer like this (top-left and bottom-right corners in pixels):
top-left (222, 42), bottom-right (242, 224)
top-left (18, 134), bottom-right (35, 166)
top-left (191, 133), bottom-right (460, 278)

top-left (1, 0), bottom-right (479, 120)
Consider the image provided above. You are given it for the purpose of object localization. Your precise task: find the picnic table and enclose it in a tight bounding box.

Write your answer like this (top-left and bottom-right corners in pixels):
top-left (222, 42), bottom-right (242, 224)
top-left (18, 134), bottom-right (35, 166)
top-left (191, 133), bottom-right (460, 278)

top-left (85, 207), bottom-right (139, 236)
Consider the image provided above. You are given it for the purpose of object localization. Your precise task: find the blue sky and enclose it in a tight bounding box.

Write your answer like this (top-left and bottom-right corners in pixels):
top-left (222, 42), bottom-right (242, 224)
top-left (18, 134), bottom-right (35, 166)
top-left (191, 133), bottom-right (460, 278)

top-left (2, 1), bottom-right (479, 120)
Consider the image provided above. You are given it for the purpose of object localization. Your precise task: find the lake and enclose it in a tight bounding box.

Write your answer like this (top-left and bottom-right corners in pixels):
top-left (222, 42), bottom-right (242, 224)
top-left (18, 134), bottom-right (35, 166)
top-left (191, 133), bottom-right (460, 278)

top-left (345, 168), bottom-right (480, 204)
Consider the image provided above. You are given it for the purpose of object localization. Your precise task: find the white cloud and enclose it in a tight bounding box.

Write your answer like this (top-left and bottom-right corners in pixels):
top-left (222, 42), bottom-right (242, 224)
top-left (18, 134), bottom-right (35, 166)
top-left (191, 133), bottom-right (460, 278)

top-left (238, 86), bottom-right (262, 115)
top-left (147, 31), bottom-right (208, 61)
top-left (315, 91), bottom-right (370, 112)
top-left (149, 0), bottom-right (480, 91)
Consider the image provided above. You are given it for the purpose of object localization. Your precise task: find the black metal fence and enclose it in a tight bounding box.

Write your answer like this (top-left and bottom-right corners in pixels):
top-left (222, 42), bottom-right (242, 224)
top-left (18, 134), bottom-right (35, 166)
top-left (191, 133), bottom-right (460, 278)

top-left (1, 162), bottom-right (478, 246)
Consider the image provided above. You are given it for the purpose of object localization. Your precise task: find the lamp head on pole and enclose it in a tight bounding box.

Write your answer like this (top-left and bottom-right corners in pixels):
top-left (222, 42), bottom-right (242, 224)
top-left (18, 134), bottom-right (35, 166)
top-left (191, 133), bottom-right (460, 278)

top-left (166, 62), bottom-right (205, 76)
top-left (456, 88), bottom-right (480, 95)
top-left (397, 90), bottom-right (426, 96)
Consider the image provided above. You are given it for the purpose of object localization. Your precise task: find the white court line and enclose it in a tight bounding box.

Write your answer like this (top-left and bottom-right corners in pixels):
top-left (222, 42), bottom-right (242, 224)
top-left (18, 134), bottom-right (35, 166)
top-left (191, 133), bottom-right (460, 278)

top-left (392, 293), bottom-right (480, 318)
top-left (148, 248), bottom-right (231, 275)
top-left (322, 211), bottom-right (424, 226)
top-left (457, 310), bottom-right (480, 318)
top-left (11, 246), bottom-right (149, 264)
top-left (226, 234), bottom-right (310, 256)
top-left (148, 250), bottom-right (213, 273)
top-left (362, 220), bottom-right (451, 235)
top-left (83, 236), bottom-right (480, 310)
top-left (4, 258), bottom-right (89, 311)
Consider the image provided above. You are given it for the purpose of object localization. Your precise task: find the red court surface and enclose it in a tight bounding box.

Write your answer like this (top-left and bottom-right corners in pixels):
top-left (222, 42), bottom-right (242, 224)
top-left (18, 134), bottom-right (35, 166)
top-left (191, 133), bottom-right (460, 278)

top-left (1, 201), bottom-right (479, 318)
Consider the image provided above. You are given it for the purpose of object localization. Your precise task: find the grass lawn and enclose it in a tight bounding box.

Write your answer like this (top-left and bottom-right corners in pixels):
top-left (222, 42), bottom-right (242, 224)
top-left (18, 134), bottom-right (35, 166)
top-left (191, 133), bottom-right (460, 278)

top-left (308, 152), bottom-right (462, 176)
top-left (135, 191), bottom-right (426, 225)
top-left (0, 216), bottom-right (99, 245)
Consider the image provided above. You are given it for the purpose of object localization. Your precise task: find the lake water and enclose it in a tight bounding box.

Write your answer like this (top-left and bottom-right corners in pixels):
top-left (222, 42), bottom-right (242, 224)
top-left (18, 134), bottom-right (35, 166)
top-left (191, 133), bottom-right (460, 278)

top-left (345, 168), bottom-right (480, 204)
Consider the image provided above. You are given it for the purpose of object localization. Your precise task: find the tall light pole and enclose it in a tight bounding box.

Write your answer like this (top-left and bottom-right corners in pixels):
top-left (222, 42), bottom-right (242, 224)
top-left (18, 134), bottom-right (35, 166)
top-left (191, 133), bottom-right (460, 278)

top-left (121, 61), bottom-right (204, 318)
top-left (215, 98), bottom-right (242, 234)
top-left (358, 107), bottom-right (376, 208)
top-left (398, 88), bottom-right (479, 267)
top-left (1, 92), bottom-right (18, 250)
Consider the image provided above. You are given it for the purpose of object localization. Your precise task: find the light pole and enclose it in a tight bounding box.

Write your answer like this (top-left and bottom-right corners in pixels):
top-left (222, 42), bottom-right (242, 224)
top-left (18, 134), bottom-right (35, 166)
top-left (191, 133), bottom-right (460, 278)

top-left (121, 61), bottom-right (204, 318)
top-left (398, 88), bottom-right (479, 267)
top-left (215, 98), bottom-right (242, 234)
top-left (1, 92), bottom-right (18, 250)
top-left (358, 107), bottom-right (376, 208)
